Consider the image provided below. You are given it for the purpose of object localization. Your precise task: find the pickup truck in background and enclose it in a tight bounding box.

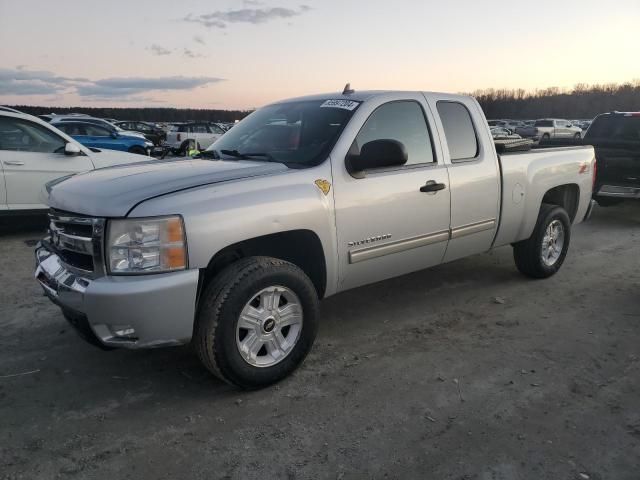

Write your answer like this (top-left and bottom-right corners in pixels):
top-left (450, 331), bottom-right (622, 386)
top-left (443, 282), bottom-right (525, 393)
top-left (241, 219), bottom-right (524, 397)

top-left (35, 90), bottom-right (596, 389)
top-left (0, 111), bottom-right (148, 213)
top-left (519, 119), bottom-right (582, 142)
top-left (581, 111), bottom-right (640, 206)
top-left (166, 122), bottom-right (226, 154)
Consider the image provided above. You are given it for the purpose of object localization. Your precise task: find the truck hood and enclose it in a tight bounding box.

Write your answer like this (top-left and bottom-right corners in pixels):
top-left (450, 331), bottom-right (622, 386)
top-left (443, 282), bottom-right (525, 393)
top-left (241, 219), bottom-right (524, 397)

top-left (47, 159), bottom-right (289, 217)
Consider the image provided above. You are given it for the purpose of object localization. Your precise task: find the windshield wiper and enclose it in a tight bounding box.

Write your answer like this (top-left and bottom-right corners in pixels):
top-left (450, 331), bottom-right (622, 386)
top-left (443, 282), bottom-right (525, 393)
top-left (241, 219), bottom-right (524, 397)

top-left (220, 150), bottom-right (278, 163)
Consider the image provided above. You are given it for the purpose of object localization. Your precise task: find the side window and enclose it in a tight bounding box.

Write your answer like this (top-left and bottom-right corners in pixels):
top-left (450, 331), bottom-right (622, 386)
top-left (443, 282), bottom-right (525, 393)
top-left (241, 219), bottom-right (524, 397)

top-left (436, 101), bottom-right (479, 162)
top-left (210, 124), bottom-right (224, 134)
top-left (352, 101), bottom-right (435, 167)
top-left (0, 117), bottom-right (66, 153)
top-left (194, 124), bottom-right (208, 134)
top-left (84, 125), bottom-right (111, 136)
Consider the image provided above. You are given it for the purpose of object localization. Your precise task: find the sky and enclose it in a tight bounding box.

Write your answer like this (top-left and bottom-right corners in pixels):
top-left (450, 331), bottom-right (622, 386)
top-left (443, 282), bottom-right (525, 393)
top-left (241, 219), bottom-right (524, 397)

top-left (1, 0), bottom-right (639, 110)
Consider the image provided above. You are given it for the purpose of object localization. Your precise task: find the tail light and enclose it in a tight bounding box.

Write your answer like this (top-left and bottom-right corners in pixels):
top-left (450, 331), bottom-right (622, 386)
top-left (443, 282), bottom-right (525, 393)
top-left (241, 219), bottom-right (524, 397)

top-left (177, 133), bottom-right (181, 141)
top-left (592, 159), bottom-right (597, 191)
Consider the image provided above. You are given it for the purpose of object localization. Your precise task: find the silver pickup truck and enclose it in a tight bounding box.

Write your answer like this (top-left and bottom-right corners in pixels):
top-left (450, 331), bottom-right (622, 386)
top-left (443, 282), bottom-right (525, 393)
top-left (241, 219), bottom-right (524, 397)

top-left (35, 90), bottom-right (596, 389)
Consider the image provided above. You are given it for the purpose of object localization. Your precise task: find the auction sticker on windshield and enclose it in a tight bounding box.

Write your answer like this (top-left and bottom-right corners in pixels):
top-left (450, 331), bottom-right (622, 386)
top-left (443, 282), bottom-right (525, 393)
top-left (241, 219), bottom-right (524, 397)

top-left (320, 99), bottom-right (360, 111)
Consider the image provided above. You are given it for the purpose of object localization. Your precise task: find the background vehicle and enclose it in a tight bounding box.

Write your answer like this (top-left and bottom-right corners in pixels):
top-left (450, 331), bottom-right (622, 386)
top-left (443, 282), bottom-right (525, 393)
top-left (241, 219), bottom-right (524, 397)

top-left (166, 122), bottom-right (225, 154)
top-left (114, 121), bottom-right (166, 145)
top-left (54, 121), bottom-right (153, 155)
top-left (48, 115), bottom-right (146, 140)
top-left (490, 127), bottom-right (522, 139)
top-left (0, 111), bottom-right (148, 212)
top-left (36, 90), bottom-right (595, 389)
top-left (517, 118), bottom-right (582, 141)
top-left (582, 112), bottom-right (640, 206)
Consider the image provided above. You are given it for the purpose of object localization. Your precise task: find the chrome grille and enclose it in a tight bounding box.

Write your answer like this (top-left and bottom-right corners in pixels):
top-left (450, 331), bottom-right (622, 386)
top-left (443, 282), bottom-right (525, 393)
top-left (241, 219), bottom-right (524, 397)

top-left (47, 210), bottom-right (106, 277)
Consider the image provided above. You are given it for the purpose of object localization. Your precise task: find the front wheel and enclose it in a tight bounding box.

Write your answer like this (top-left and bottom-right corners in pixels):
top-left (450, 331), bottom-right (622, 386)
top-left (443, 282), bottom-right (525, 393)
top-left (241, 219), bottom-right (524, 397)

top-left (513, 204), bottom-right (571, 278)
top-left (194, 257), bottom-right (319, 389)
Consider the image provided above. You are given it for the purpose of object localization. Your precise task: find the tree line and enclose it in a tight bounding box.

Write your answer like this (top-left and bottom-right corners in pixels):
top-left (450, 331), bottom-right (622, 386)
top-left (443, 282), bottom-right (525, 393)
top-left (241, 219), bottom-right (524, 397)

top-left (9, 80), bottom-right (640, 122)
top-left (8, 106), bottom-right (252, 123)
top-left (472, 80), bottom-right (640, 119)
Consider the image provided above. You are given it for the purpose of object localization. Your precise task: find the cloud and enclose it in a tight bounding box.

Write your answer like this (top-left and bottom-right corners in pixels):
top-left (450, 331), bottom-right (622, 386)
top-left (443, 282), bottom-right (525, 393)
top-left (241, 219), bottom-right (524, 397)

top-left (184, 5), bottom-right (312, 29)
top-left (0, 67), bottom-right (83, 96)
top-left (0, 67), bottom-right (225, 101)
top-left (149, 44), bottom-right (172, 56)
top-left (183, 48), bottom-right (206, 59)
top-left (243, 0), bottom-right (264, 5)
top-left (193, 35), bottom-right (206, 45)
top-left (76, 76), bottom-right (224, 98)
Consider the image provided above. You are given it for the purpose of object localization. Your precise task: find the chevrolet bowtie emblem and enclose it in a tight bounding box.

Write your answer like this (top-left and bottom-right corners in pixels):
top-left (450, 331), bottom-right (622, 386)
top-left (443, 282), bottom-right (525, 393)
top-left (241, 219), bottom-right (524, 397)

top-left (314, 179), bottom-right (331, 196)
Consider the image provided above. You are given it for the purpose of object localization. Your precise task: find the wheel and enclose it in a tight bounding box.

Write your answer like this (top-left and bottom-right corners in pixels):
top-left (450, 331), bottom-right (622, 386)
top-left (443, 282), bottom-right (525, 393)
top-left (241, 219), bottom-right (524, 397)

top-left (128, 146), bottom-right (147, 155)
top-left (513, 204), bottom-right (571, 278)
top-left (574, 133), bottom-right (581, 139)
top-left (194, 256), bottom-right (319, 389)
top-left (541, 133), bottom-right (551, 142)
top-left (596, 196), bottom-right (624, 207)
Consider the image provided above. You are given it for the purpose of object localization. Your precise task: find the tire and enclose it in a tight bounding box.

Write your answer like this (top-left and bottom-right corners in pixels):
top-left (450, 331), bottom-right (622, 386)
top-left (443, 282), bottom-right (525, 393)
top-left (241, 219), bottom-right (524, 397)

top-left (541, 133), bottom-right (551, 141)
top-left (574, 133), bottom-right (581, 139)
top-left (513, 204), bottom-right (571, 279)
top-left (128, 146), bottom-right (147, 155)
top-left (194, 256), bottom-right (320, 389)
top-left (596, 196), bottom-right (624, 207)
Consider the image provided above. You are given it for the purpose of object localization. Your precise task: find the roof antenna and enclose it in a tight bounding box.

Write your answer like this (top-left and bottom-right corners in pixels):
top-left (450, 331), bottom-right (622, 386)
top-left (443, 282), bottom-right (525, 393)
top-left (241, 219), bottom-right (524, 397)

top-left (342, 83), bottom-right (354, 95)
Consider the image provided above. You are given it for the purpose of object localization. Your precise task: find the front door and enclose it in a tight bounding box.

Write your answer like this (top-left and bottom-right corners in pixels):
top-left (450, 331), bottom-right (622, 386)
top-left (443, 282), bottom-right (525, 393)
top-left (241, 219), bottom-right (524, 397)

top-left (332, 95), bottom-right (451, 291)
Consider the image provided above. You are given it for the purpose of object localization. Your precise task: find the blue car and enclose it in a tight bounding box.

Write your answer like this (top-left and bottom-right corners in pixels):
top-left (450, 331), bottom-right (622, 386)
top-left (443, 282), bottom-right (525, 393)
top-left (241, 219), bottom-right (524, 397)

top-left (53, 121), bottom-right (153, 155)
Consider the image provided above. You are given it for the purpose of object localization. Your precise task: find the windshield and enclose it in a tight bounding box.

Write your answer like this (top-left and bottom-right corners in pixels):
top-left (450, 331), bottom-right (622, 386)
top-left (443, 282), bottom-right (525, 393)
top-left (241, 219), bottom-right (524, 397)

top-left (206, 99), bottom-right (360, 167)
top-left (586, 115), bottom-right (640, 140)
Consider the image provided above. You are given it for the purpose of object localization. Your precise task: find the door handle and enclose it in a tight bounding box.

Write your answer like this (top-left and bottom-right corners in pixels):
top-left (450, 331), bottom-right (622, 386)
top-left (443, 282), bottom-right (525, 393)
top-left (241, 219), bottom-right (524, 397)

top-left (4, 160), bottom-right (25, 166)
top-left (420, 181), bottom-right (446, 193)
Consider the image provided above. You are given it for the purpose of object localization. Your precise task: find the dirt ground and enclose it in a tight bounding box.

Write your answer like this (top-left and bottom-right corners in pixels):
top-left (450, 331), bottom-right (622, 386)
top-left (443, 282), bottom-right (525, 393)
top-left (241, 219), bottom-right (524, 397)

top-left (1, 203), bottom-right (639, 480)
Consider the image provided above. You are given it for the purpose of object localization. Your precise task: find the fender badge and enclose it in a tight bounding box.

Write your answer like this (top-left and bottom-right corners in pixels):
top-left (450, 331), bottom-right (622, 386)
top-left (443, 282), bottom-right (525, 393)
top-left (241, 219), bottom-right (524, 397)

top-left (315, 179), bottom-right (331, 196)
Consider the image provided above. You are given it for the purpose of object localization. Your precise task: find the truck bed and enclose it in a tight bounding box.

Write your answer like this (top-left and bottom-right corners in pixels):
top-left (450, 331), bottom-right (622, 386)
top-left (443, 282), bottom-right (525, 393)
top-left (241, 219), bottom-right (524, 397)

top-left (493, 145), bottom-right (595, 248)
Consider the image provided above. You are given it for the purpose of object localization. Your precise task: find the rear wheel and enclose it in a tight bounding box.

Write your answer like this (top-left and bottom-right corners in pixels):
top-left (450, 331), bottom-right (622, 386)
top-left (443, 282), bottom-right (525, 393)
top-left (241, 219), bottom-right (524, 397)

top-left (513, 204), bottom-right (571, 278)
top-left (574, 133), bottom-right (581, 139)
top-left (194, 256), bottom-right (319, 389)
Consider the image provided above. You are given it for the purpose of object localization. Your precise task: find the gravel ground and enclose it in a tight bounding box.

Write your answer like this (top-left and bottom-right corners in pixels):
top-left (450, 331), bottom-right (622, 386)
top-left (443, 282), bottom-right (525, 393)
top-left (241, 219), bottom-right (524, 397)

top-left (1, 203), bottom-right (639, 480)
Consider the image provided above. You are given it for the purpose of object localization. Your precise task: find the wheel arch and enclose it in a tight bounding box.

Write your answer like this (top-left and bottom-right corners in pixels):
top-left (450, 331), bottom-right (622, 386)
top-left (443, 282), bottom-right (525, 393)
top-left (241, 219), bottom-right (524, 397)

top-left (200, 229), bottom-right (328, 300)
top-left (540, 183), bottom-right (580, 222)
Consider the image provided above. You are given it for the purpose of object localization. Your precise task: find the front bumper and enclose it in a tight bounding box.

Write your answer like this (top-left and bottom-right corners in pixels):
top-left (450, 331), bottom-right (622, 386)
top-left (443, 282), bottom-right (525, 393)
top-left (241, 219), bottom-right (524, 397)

top-left (597, 184), bottom-right (640, 199)
top-left (35, 246), bottom-right (199, 348)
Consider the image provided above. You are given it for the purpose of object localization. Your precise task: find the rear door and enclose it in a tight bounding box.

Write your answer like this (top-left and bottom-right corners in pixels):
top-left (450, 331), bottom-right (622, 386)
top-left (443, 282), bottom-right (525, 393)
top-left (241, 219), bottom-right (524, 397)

top-left (425, 95), bottom-right (501, 263)
top-left (332, 94), bottom-right (451, 291)
top-left (0, 117), bottom-right (93, 210)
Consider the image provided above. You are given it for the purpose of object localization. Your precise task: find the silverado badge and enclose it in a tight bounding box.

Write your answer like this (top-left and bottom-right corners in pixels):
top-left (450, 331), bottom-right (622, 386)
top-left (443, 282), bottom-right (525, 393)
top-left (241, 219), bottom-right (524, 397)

top-left (315, 179), bottom-right (331, 196)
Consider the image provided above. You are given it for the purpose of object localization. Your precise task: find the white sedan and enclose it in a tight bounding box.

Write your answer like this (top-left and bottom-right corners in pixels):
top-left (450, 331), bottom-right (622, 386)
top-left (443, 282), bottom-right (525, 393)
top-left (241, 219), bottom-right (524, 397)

top-left (0, 111), bottom-right (149, 213)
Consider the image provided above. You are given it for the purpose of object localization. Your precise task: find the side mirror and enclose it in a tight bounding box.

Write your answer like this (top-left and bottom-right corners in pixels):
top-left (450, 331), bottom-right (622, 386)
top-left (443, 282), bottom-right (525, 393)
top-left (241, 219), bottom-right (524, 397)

top-left (64, 142), bottom-right (81, 156)
top-left (346, 139), bottom-right (407, 177)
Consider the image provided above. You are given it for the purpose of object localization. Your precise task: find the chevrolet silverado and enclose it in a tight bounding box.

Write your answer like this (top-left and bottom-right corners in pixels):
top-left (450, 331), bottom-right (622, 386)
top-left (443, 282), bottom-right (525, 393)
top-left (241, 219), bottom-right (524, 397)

top-left (35, 89), bottom-right (596, 388)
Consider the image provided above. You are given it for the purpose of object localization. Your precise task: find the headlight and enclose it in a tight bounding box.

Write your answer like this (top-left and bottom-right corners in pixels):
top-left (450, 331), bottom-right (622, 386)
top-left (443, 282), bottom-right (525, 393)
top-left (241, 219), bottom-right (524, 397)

top-left (107, 216), bottom-right (187, 274)
top-left (144, 141), bottom-right (154, 147)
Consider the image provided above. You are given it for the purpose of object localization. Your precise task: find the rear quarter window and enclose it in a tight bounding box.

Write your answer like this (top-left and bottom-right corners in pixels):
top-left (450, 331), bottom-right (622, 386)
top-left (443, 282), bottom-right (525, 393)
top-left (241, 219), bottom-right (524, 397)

top-left (436, 101), bottom-right (479, 162)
